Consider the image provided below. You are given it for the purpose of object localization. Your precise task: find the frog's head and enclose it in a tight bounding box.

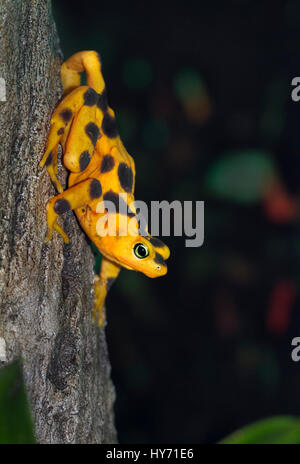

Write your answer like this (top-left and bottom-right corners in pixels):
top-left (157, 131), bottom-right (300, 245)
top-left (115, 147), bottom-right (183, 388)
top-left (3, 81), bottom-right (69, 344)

top-left (100, 233), bottom-right (170, 278)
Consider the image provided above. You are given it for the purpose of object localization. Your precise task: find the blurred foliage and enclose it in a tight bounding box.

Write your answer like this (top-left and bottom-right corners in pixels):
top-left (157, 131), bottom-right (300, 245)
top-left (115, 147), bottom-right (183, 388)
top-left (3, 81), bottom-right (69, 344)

top-left (142, 119), bottom-right (170, 151)
top-left (204, 150), bottom-right (276, 203)
top-left (220, 416), bottom-right (300, 444)
top-left (174, 68), bottom-right (212, 124)
top-left (0, 361), bottom-right (35, 444)
top-left (260, 77), bottom-right (288, 141)
top-left (174, 68), bottom-right (205, 103)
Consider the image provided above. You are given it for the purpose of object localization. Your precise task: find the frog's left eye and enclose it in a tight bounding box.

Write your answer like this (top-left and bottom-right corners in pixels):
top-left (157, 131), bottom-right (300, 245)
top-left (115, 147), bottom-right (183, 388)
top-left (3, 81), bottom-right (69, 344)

top-left (133, 243), bottom-right (149, 259)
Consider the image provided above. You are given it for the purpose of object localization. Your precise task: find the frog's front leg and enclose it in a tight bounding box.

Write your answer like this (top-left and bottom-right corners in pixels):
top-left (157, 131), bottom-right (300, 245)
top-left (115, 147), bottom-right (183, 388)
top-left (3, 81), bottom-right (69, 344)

top-left (45, 177), bottom-right (103, 243)
top-left (93, 257), bottom-right (121, 326)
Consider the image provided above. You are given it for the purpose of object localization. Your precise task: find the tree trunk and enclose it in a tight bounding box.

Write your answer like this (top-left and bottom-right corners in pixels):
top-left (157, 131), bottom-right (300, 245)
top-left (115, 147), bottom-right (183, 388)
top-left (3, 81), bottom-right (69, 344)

top-left (0, 0), bottom-right (117, 444)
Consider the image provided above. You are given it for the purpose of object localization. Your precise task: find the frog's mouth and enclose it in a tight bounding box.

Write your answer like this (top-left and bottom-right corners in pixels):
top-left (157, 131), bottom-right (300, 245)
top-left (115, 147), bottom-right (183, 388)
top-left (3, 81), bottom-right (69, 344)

top-left (99, 248), bottom-right (168, 276)
top-left (100, 250), bottom-right (136, 271)
top-left (117, 261), bottom-right (135, 271)
top-left (143, 264), bottom-right (168, 278)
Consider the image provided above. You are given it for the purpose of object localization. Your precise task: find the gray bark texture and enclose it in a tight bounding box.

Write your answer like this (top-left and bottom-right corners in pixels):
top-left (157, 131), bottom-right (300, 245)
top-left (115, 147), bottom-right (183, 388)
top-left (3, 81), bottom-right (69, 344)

top-left (0, 0), bottom-right (117, 444)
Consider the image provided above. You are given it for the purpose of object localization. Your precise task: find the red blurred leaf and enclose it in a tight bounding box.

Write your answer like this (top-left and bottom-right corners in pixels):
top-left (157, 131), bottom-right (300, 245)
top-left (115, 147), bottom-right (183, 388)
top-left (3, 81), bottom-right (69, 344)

top-left (267, 281), bottom-right (296, 334)
top-left (263, 180), bottom-right (298, 223)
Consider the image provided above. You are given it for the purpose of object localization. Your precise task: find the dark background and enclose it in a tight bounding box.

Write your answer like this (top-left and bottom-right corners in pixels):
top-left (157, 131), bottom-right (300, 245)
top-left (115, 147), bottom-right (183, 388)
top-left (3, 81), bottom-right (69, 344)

top-left (53, 0), bottom-right (300, 444)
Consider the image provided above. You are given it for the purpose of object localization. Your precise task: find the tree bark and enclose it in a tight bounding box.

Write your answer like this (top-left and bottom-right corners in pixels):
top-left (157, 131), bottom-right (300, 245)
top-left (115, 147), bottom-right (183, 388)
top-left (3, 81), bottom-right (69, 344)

top-left (0, 0), bottom-right (117, 444)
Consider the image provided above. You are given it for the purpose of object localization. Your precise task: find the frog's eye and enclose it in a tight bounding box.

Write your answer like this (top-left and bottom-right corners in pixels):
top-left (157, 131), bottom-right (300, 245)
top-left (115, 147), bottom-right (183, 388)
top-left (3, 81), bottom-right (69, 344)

top-left (133, 243), bottom-right (149, 259)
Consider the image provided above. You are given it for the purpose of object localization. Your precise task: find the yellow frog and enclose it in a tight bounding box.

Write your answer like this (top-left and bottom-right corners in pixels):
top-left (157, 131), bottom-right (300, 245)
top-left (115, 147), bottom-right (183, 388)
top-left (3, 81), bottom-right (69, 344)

top-left (40, 51), bottom-right (170, 325)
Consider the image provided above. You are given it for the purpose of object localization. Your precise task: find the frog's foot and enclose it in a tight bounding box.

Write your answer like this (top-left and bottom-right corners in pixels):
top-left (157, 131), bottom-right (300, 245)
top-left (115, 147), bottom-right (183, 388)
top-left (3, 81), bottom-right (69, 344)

top-left (45, 198), bottom-right (70, 244)
top-left (92, 258), bottom-right (120, 326)
top-left (61, 50), bottom-right (105, 95)
top-left (45, 220), bottom-right (69, 244)
top-left (44, 177), bottom-right (102, 244)
top-left (92, 275), bottom-right (107, 327)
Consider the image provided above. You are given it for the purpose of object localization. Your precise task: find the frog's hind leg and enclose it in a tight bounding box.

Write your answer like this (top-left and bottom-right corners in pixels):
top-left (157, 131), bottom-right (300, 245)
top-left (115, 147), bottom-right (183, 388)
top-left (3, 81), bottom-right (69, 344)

top-left (40, 85), bottom-right (90, 189)
top-left (45, 177), bottom-right (103, 243)
top-left (63, 102), bottom-right (102, 173)
top-left (61, 50), bottom-right (105, 95)
top-left (59, 52), bottom-right (110, 174)
top-left (42, 51), bottom-right (114, 181)
top-left (93, 257), bottom-right (121, 326)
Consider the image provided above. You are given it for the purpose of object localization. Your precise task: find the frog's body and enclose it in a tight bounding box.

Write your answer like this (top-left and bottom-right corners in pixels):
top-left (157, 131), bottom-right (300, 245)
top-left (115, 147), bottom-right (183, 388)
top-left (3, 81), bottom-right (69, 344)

top-left (40, 51), bottom-right (170, 325)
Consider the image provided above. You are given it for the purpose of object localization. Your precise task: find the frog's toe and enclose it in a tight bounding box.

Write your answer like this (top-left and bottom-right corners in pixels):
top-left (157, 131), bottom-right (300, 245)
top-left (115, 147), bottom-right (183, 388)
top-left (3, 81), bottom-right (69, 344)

top-left (46, 167), bottom-right (63, 193)
top-left (53, 222), bottom-right (69, 243)
top-left (44, 222), bottom-right (69, 244)
top-left (45, 228), bottom-right (53, 243)
top-left (92, 299), bottom-right (106, 327)
top-left (92, 276), bottom-right (107, 326)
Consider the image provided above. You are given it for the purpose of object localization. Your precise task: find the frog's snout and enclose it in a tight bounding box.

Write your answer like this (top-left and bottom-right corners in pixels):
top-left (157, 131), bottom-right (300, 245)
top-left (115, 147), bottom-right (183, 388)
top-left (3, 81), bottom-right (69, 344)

top-left (156, 263), bottom-right (168, 275)
top-left (153, 251), bottom-right (168, 276)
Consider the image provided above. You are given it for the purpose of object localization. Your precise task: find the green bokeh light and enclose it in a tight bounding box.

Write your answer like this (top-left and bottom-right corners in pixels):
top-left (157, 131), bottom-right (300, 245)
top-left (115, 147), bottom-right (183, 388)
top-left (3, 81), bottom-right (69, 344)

top-left (143, 119), bottom-right (170, 150)
top-left (260, 77), bottom-right (288, 141)
top-left (204, 149), bottom-right (276, 204)
top-left (116, 108), bottom-right (137, 142)
top-left (174, 68), bottom-right (205, 103)
top-left (122, 58), bottom-right (153, 90)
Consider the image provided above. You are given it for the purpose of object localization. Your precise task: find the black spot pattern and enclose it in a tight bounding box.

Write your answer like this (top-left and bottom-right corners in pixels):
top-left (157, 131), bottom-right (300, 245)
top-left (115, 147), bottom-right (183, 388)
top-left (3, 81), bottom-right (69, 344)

top-left (154, 252), bottom-right (166, 267)
top-left (106, 277), bottom-right (116, 291)
top-left (118, 162), bottom-right (133, 192)
top-left (89, 179), bottom-right (102, 199)
top-left (103, 190), bottom-right (135, 217)
top-left (60, 109), bottom-right (72, 123)
top-left (83, 88), bottom-right (98, 106)
top-left (54, 198), bottom-right (71, 215)
top-left (85, 122), bottom-right (99, 146)
top-left (145, 236), bottom-right (165, 248)
top-left (101, 113), bottom-right (118, 138)
top-left (45, 151), bottom-right (52, 166)
top-left (79, 151), bottom-right (90, 171)
top-left (97, 89), bottom-right (108, 112)
top-left (100, 154), bottom-right (115, 173)
top-left (57, 128), bottom-right (64, 135)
